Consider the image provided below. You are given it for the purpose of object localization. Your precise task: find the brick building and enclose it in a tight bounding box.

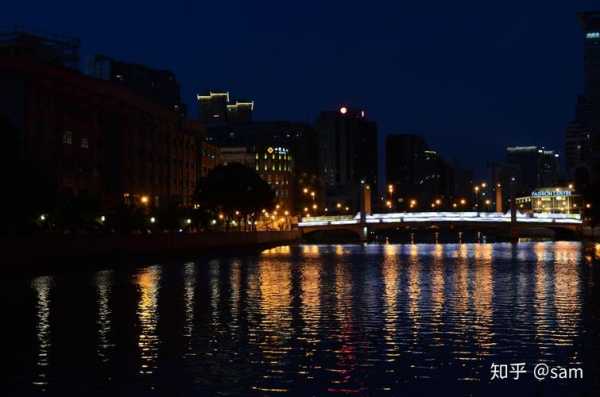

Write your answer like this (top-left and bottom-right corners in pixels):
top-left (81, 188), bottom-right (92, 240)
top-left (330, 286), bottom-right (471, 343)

top-left (0, 53), bottom-right (198, 209)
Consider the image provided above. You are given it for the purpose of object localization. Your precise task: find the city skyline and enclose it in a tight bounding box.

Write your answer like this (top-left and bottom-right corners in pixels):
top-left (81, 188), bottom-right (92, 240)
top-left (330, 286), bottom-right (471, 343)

top-left (1, 1), bottom-right (592, 172)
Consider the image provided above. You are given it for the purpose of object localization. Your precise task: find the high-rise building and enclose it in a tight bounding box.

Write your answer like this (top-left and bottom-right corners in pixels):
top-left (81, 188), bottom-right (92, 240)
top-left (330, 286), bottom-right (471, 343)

top-left (315, 107), bottom-right (378, 210)
top-left (227, 100), bottom-right (254, 123)
top-left (565, 12), bottom-right (600, 186)
top-left (579, 12), bottom-right (600, 98)
top-left (386, 134), bottom-right (463, 209)
top-left (88, 54), bottom-right (185, 117)
top-left (197, 91), bottom-right (254, 125)
top-left (197, 91), bottom-right (229, 123)
top-left (505, 146), bottom-right (561, 195)
top-left (386, 134), bottom-right (428, 195)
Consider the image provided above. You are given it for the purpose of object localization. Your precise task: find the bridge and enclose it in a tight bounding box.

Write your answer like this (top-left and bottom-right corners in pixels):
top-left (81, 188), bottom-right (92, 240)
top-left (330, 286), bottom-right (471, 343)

top-left (297, 211), bottom-right (583, 241)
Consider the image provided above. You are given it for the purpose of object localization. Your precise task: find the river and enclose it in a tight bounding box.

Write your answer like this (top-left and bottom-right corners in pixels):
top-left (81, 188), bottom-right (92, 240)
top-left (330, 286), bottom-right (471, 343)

top-left (3, 242), bottom-right (600, 396)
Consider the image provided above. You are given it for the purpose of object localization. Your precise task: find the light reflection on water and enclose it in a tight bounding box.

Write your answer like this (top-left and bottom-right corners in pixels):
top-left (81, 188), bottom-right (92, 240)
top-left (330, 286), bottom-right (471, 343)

top-left (31, 275), bottom-right (53, 391)
top-left (14, 242), bottom-right (599, 395)
top-left (95, 270), bottom-right (113, 364)
top-left (135, 265), bottom-right (161, 376)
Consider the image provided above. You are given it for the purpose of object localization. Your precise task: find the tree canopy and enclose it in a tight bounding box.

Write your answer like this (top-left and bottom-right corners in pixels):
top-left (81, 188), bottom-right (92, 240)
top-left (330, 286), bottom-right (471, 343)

top-left (194, 163), bottom-right (275, 215)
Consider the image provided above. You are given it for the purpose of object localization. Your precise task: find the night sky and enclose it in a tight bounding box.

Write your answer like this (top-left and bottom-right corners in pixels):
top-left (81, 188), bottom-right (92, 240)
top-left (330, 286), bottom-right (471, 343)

top-left (2, 1), bottom-right (592, 174)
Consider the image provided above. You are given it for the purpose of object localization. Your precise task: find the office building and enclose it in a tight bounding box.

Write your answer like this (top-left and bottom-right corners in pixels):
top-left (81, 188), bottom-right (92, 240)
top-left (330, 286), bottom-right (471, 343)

top-left (505, 146), bottom-right (561, 195)
top-left (315, 107), bottom-right (378, 210)
top-left (565, 12), bottom-right (600, 186)
top-left (386, 133), bottom-right (463, 209)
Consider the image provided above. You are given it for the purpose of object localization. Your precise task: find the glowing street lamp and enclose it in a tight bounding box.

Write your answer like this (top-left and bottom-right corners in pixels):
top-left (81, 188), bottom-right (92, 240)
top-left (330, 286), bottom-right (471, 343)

top-left (150, 217), bottom-right (156, 224)
top-left (140, 195), bottom-right (149, 205)
top-left (474, 186), bottom-right (481, 216)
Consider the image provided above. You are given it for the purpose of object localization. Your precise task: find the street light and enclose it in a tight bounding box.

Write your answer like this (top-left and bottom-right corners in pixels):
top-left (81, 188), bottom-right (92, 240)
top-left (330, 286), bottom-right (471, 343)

top-left (141, 195), bottom-right (149, 205)
top-left (474, 186), bottom-right (481, 216)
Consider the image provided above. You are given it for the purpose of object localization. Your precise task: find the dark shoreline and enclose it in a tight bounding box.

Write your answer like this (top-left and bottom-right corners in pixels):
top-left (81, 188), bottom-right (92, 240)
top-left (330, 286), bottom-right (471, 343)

top-left (0, 231), bottom-right (300, 276)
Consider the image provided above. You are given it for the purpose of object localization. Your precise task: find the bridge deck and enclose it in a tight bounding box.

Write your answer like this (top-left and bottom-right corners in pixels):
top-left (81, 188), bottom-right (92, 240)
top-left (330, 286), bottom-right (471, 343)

top-left (298, 212), bottom-right (582, 228)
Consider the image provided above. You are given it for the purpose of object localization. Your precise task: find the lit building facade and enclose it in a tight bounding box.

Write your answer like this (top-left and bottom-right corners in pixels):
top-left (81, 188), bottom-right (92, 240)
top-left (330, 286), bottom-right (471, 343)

top-left (218, 145), bottom-right (294, 211)
top-left (207, 121), bottom-right (321, 215)
top-left (516, 187), bottom-right (581, 214)
top-left (255, 146), bottom-right (293, 208)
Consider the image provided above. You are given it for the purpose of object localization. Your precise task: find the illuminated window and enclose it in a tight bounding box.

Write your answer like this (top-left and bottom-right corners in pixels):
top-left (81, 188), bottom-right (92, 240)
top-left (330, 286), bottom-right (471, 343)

top-left (587, 32), bottom-right (600, 39)
top-left (63, 130), bottom-right (72, 145)
top-left (81, 137), bottom-right (89, 149)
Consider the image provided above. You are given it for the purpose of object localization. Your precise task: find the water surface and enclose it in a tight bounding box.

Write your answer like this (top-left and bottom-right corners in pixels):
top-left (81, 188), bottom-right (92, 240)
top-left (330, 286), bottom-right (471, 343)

top-left (3, 242), bottom-right (600, 396)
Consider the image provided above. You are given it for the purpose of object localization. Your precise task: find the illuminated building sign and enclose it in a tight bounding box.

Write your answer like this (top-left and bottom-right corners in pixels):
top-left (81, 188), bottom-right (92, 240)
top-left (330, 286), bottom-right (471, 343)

top-left (587, 32), bottom-right (600, 39)
top-left (531, 190), bottom-right (572, 198)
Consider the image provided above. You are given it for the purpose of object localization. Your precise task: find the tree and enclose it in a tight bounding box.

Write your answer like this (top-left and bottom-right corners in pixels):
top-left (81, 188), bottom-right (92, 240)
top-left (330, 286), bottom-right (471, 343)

top-left (194, 163), bottom-right (275, 229)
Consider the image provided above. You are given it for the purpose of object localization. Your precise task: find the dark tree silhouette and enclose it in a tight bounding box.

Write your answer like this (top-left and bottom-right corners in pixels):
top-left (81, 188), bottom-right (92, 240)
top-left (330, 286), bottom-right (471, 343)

top-left (194, 163), bottom-right (275, 229)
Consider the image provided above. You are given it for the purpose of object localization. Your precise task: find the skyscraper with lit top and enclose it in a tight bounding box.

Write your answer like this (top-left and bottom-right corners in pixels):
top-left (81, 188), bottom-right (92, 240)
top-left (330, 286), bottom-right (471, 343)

top-left (315, 106), bottom-right (378, 211)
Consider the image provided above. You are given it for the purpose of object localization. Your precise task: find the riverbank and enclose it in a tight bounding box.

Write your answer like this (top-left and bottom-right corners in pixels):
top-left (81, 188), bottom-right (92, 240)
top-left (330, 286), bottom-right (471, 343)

top-left (0, 230), bottom-right (301, 270)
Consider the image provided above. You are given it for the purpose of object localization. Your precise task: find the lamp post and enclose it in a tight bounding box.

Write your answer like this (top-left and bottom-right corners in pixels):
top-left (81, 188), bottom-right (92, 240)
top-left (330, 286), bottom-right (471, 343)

top-left (387, 184), bottom-right (394, 212)
top-left (474, 186), bottom-right (480, 217)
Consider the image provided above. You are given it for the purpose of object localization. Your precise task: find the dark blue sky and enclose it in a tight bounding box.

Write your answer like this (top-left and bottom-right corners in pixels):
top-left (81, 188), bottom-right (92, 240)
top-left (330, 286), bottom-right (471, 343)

top-left (2, 1), bottom-right (592, 173)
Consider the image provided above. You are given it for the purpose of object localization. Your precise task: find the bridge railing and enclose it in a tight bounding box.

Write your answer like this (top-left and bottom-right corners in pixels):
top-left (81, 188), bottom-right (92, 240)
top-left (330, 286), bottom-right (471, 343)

top-left (298, 211), bottom-right (582, 227)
